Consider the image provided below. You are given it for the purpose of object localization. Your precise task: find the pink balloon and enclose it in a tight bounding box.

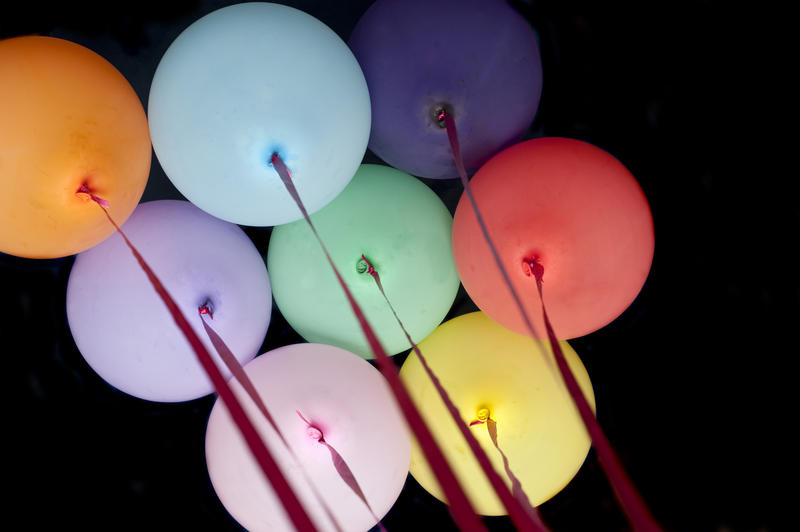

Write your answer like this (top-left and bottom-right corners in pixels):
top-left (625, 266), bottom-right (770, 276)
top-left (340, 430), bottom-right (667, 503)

top-left (66, 200), bottom-right (271, 402)
top-left (205, 343), bottom-right (410, 532)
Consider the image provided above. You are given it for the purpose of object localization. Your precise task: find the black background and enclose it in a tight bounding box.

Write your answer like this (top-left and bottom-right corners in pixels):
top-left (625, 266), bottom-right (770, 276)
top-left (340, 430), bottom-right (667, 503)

top-left (0, 1), bottom-right (790, 531)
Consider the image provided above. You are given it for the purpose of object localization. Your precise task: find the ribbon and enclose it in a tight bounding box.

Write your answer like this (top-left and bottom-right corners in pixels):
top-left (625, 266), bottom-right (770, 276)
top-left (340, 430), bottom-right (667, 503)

top-left (79, 187), bottom-right (318, 532)
top-left (270, 152), bottom-right (487, 532)
top-left (441, 111), bottom-right (659, 531)
top-left (359, 255), bottom-right (546, 531)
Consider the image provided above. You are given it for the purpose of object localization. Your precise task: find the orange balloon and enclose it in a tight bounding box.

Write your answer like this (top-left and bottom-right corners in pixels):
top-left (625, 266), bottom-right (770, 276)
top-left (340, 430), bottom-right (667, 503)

top-left (452, 138), bottom-right (654, 339)
top-left (0, 36), bottom-right (151, 258)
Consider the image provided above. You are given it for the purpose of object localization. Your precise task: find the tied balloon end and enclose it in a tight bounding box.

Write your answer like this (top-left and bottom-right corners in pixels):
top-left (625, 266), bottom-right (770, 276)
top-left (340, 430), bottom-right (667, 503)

top-left (296, 410), bottom-right (324, 442)
top-left (359, 254), bottom-right (378, 280)
top-left (306, 426), bottom-right (324, 442)
top-left (522, 258), bottom-right (544, 287)
top-left (295, 409), bottom-right (382, 530)
top-left (76, 183), bottom-right (110, 209)
top-left (198, 302), bottom-right (214, 320)
top-left (271, 152), bottom-right (311, 221)
top-left (433, 103), bottom-right (454, 129)
top-left (470, 407), bottom-right (491, 427)
top-left (269, 152), bottom-right (292, 178)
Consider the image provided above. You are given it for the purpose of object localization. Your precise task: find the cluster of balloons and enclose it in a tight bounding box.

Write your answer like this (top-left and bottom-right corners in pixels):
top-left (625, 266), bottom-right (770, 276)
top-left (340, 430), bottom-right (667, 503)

top-left (1, 1), bottom-right (655, 530)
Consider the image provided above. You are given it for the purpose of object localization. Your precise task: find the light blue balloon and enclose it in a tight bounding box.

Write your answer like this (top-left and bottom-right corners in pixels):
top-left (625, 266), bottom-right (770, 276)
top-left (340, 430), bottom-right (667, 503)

top-left (148, 3), bottom-right (371, 226)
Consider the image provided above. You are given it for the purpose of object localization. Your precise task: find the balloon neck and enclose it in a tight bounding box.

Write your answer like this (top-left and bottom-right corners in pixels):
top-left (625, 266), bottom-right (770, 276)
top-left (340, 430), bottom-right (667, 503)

top-left (269, 152), bottom-right (294, 178)
top-left (306, 425), bottom-right (324, 442)
top-left (432, 103), bottom-right (453, 129)
top-left (198, 300), bottom-right (214, 319)
top-left (469, 406), bottom-right (492, 426)
top-left (76, 183), bottom-right (110, 209)
top-left (522, 257), bottom-right (544, 284)
top-left (297, 410), bottom-right (325, 442)
top-left (358, 254), bottom-right (378, 279)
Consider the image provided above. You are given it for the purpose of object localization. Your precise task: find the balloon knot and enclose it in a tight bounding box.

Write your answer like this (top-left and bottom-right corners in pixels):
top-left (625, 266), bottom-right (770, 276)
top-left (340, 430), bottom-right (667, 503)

top-left (359, 254), bottom-right (378, 280)
top-left (270, 152), bottom-right (293, 178)
top-left (198, 302), bottom-right (214, 319)
top-left (76, 183), bottom-right (110, 208)
top-left (433, 104), bottom-right (452, 129)
top-left (470, 407), bottom-right (491, 426)
top-left (296, 410), bottom-right (325, 442)
top-left (522, 258), bottom-right (544, 284)
top-left (306, 426), bottom-right (324, 442)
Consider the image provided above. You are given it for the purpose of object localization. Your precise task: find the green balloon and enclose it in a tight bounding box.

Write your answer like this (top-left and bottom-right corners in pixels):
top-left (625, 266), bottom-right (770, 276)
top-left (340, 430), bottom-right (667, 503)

top-left (268, 164), bottom-right (460, 358)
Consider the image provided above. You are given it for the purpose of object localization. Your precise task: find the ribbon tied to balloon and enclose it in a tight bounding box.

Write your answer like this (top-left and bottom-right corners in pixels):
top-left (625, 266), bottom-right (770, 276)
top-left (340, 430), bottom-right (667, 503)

top-left (67, 200), bottom-right (272, 402)
top-left (268, 163), bottom-right (460, 358)
top-left (0, 36), bottom-right (151, 258)
top-left (148, 2), bottom-right (371, 227)
top-left (206, 343), bottom-right (410, 532)
top-left (349, 0), bottom-right (543, 180)
top-left (452, 137), bottom-right (655, 340)
top-left (400, 311), bottom-right (595, 514)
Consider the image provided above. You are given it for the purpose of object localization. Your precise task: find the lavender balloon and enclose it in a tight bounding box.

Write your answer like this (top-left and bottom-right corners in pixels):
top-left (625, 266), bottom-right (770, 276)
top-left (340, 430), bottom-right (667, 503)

top-left (66, 200), bottom-right (271, 402)
top-left (349, 0), bottom-right (543, 179)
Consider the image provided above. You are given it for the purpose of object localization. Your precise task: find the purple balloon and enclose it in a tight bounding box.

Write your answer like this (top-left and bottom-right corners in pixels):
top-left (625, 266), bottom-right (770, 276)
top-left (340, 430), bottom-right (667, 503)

top-left (349, 0), bottom-right (543, 179)
top-left (66, 200), bottom-right (271, 402)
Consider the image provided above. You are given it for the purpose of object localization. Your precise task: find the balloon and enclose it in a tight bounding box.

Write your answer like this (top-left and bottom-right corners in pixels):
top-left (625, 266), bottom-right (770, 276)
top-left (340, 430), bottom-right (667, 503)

top-left (452, 138), bottom-right (655, 339)
top-left (148, 3), bottom-right (370, 227)
top-left (348, 0), bottom-right (542, 179)
top-left (267, 164), bottom-right (459, 358)
top-left (0, 36), bottom-right (151, 258)
top-left (66, 200), bottom-right (271, 402)
top-left (400, 312), bottom-right (594, 514)
top-left (206, 343), bottom-right (410, 532)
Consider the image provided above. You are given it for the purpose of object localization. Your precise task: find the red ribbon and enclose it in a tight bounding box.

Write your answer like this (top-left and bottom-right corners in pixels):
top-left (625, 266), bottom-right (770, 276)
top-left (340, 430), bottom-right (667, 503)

top-left (442, 110), bottom-right (660, 531)
top-left (271, 153), bottom-right (487, 532)
top-left (296, 411), bottom-right (388, 532)
top-left (528, 260), bottom-right (660, 530)
top-left (359, 255), bottom-right (546, 532)
top-left (80, 188), bottom-right (319, 532)
top-left (198, 308), bottom-right (344, 532)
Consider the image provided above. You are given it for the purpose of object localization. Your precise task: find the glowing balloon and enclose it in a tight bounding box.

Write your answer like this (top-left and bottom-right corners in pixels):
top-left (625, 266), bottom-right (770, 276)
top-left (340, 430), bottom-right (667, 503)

top-left (452, 138), bottom-right (655, 339)
top-left (66, 200), bottom-right (271, 402)
top-left (148, 2), bottom-right (370, 226)
top-left (400, 312), bottom-right (594, 514)
top-left (267, 164), bottom-right (459, 358)
top-left (206, 343), bottom-right (410, 531)
top-left (0, 36), bottom-right (151, 258)
top-left (348, 0), bottom-right (542, 179)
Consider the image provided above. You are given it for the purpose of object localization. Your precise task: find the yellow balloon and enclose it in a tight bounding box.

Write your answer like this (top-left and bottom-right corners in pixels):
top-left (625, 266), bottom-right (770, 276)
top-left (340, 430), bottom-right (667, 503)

top-left (399, 312), bottom-right (595, 515)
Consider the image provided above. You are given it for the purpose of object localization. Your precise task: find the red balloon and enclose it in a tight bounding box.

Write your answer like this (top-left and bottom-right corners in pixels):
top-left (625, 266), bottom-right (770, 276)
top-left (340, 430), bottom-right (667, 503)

top-left (452, 138), bottom-right (654, 339)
